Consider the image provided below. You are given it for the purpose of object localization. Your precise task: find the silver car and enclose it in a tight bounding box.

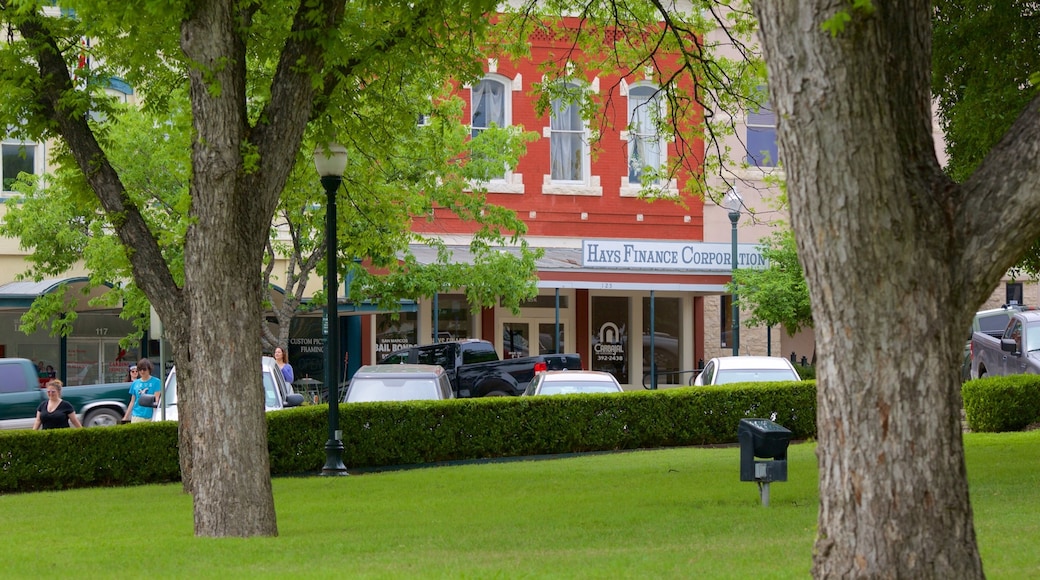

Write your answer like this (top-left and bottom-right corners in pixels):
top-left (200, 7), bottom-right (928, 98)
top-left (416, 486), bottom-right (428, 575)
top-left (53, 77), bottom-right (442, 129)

top-left (150, 356), bottom-right (304, 421)
top-left (522, 370), bottom-right (623, 396)
top-left (694, 356), bottom-right (801, 386)
top-left (345, 364), bottom-right (454, 402)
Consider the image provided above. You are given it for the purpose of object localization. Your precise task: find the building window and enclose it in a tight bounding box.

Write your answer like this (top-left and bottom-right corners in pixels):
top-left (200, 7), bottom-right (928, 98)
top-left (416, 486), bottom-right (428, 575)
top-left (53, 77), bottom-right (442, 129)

top-left (434, 293), bottom-right (473, 341)
top-left (471, 78), bottom-right (508, 137)
top-left (471, 77), bottom-right (510, 180)
top-left (746, 90), bottom-right (778, 168)
top-left (550, 82), bottom-right (587, 183)
top-left (2, 142), bottom-right (39, 193)
top-left (720, 295), bottom-right (733, 348)
top-left (627, 85), bottom-right (664, 184)
top-left (375, 311), bottom-right (418, 359)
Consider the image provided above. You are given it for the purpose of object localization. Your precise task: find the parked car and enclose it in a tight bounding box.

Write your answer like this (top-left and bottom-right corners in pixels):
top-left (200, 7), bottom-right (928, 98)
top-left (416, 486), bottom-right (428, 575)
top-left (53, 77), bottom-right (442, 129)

top-left (344, 364), bottom-right (454, 403)
top-left (694, 356), bottom-right (801, 386)
top-left (145, 356), bottom-right (304, 421)
top-left (522, 370), bottom-right (623, 396)
top-left (962, 304), bottom-right (1033, 380)
top-left (0, 357), bottom-right (131, 429)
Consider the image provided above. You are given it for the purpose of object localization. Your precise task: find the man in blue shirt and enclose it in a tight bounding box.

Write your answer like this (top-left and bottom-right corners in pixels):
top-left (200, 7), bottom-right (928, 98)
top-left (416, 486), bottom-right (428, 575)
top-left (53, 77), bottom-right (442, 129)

top-left (123, 358), bottom-right (161, 423)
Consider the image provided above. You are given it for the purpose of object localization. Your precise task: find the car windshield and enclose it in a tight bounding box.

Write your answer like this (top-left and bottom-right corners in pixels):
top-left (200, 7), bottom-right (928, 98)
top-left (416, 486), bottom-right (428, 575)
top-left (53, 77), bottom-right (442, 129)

top-left (347, 378), bottom-right (441, 402)
top-left (714, 369), bottom-right (799, 385)
top-left (539, 382), bottom-right (619, 395)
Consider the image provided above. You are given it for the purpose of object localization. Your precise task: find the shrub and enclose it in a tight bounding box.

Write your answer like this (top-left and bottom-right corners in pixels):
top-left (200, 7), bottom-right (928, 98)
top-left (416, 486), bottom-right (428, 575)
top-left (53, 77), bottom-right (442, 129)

top-left (4, 381), bottom-right (818, 492)
top-left (962, 375), bottom-right (1040, 432)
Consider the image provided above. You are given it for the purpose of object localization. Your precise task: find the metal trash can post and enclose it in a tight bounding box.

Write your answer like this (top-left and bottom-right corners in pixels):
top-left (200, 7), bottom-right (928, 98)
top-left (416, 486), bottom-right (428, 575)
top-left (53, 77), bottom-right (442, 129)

top-left (738, 418), bottom-right (792, 507)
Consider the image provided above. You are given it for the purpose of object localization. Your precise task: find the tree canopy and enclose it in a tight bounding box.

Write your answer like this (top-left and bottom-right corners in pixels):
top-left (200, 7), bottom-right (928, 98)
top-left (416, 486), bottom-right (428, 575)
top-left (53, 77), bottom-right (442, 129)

top-left (0, 0), bottom-right (533, 537)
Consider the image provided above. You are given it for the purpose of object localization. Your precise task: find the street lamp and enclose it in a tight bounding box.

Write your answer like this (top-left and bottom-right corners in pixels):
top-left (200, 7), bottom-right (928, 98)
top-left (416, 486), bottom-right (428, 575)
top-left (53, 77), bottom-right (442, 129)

top-left (722, 188), bottom-right (743, 356)
top-left (315, 143), bottom-right (349, 476)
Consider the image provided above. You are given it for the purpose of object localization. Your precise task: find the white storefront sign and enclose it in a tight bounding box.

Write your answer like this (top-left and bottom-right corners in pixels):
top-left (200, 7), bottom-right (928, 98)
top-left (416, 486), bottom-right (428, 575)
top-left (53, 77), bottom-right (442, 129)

top-left (582, 240), bottom-right (767, 271)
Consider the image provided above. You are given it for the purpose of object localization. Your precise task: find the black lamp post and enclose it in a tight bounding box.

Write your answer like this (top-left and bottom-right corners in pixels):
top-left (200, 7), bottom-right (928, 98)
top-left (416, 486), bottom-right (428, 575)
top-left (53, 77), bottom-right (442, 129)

top-left (723, 188), bottom-right (743, 356)
top-left (315, 143), bottom-right (349, 476)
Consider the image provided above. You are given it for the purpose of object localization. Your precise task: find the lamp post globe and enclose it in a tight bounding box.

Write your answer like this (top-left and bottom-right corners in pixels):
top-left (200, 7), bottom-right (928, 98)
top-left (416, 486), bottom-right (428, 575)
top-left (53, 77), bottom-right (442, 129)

top-left (722, 188), bottom-right (743, 356)
top-left (314, 143), bottom-right (348, 476)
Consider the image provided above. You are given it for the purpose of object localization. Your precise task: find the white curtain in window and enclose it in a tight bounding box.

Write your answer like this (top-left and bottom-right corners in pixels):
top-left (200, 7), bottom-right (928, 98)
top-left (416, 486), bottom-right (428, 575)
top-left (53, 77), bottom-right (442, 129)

top-left (628, 88), bottom-right (662, 183)
top-left (550, 89), bottom-right (583, 181)
top-left (472, 79), bottom-right (505, 136)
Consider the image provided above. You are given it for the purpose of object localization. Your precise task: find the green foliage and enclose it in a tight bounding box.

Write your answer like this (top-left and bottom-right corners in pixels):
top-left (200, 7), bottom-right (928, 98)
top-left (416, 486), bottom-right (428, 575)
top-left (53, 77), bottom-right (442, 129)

top-left (9, 376), bottom-right (1040, 491)
top-left (933, 0), bottom-right (1040, 276)
top-left (821, 0), bottom-right (876, 36)
top-left (794, 364), bottom-right (816, 381)
top-left (0, 102), bottom-right (191, 345)
top-left (3, 381), bottom-right (817, 491)
top-left (963, 375), bottom-right (1040, 432)
top-left (729, 228), bottom-right (813, 335)
top-left (0, 1), bottom-right (543, 341)
top-left (0, 422), bottom-right (179, 493)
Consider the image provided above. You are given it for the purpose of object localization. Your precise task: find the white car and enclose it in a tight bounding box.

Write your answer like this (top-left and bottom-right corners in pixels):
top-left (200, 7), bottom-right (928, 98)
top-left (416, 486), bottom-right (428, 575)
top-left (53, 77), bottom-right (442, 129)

top-left (149, 356), bottom-right (304, 421)
top-left (344, 364), bottom-right (455, 403)
top-left (522, 370), bottom-right (623, 396)
top-left (694, 356), bottom-right (801, 386)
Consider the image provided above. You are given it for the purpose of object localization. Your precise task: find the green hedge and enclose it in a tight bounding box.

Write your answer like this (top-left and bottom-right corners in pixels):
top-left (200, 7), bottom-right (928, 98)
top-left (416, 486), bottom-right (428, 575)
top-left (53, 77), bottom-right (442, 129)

top-left (0, 421), bottom-right (180, 493)
top-left (963, 375), bottom-right (1040, 432)
top-left (11, 375), bottom-right (1036, 494)
top-left (5, 381), bottom-right (814, 492)
top-left (268, 381), bottom-right (817, 475)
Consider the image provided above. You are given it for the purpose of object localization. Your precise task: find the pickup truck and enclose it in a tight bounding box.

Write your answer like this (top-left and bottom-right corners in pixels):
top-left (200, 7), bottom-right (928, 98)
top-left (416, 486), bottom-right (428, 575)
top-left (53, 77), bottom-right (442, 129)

top-left (970, 310), bottom-right (1040, 379)
top-left (961, 305), bottom-right (1033, 380)
top-left (0, 357), bottom-right (132, 429)
top-left (378, 339), bottom-right (583, 397)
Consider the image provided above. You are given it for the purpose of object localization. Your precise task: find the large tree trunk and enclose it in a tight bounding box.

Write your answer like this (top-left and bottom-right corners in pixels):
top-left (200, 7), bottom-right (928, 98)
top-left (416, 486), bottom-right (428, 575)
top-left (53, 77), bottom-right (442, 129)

top-left (753, 0), bottom-right (1040, 576)
top-left (177, 0), bottom-right (334, 536)
top-left (179, 1), bottom-right (278, 537)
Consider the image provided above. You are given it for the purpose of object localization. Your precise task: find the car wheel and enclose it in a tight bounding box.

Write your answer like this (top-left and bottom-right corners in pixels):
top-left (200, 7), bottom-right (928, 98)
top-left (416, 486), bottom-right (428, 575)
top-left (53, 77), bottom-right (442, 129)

top-left (84, 408), bottom-right (122, 427)
top-left (483, 390), bottom-right (509, 397)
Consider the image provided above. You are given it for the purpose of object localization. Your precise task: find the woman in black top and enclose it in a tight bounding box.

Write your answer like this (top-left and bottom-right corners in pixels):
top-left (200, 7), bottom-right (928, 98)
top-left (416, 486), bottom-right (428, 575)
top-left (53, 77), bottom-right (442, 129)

top-left (33, 379), bottom-right (83, 430)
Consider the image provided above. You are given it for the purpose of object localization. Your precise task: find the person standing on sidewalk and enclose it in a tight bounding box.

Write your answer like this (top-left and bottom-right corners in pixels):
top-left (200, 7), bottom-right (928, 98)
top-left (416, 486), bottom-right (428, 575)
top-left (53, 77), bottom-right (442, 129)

top-left (33, 379), bottom-right (83, 430)
top-left (123, 359), bottom-right (161, 423)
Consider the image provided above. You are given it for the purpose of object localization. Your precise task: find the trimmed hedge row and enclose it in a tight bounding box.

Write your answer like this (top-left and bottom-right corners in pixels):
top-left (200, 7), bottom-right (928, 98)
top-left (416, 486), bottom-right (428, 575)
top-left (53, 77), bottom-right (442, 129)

top-left (963, 375), bottom-right (1040, 432)
top-left (6, 376), bottom-right (1036, 493)
top-left (1, 381), bottom-right (815, 493)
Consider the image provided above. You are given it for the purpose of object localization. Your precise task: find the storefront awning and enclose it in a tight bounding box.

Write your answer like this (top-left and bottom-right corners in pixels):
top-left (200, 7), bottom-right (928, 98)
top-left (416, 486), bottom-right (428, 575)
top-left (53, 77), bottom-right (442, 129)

top-left (0, 277), bottom-right (103, 309)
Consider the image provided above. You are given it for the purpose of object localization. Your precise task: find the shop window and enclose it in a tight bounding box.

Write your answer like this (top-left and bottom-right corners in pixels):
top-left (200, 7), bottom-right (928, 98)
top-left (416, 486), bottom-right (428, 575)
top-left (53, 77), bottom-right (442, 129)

top-left (375, 311), bottom-right (418, 359)
top-left (721, 295), bottom-right (733, 348)
top-left (434, 293), bottom-right (472, 342)
top-left (642, 297), bottom-right (682, 385)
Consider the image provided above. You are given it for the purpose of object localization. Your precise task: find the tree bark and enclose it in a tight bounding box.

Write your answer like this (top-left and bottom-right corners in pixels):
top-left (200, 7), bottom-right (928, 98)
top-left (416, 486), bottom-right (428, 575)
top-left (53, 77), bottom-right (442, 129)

top-left (177, 0), bottom-right (341, 536)
top-left (753, 0), bottom-right (1040, 576)
top-left (179, 0), bottom-right (279, 537)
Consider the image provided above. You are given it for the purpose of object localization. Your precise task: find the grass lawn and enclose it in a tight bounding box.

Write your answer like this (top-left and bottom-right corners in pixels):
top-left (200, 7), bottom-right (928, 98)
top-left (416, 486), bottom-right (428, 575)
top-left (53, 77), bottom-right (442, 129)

top-left (2, 431), bottom-right (1038, 579)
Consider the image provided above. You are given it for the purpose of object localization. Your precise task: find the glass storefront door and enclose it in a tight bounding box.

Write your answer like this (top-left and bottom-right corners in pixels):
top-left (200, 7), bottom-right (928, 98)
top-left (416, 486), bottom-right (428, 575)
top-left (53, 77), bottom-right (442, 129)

top-left (500, 320), bottom-right (567, 359)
